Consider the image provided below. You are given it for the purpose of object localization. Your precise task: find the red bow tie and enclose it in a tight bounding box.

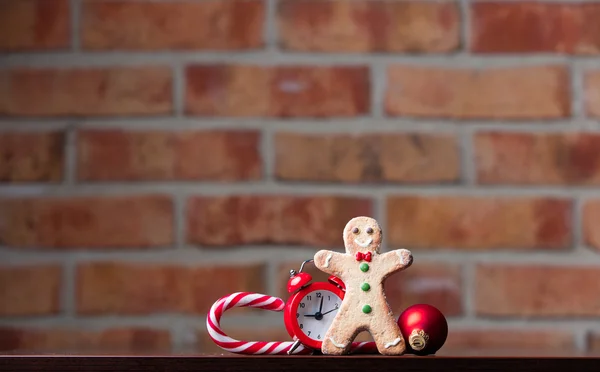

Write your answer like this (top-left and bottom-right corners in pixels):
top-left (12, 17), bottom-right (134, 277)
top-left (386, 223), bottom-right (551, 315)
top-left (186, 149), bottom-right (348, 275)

top-left (355, 252), bottom-right (372, 262)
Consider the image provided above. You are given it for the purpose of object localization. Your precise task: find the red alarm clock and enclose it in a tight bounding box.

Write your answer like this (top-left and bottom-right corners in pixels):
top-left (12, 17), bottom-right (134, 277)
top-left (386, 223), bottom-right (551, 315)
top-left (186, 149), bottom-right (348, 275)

top-left (283, 259), bottom-right (346, 354)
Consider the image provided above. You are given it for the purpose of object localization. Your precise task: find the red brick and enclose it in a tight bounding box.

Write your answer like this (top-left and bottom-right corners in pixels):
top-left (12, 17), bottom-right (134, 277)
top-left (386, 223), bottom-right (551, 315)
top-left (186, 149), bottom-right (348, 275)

top-left (82, 0), bottom-right (264, 50)
top-left (274, 132), bottom-right (459, 183)
top-left (386, 196), bottom-right (572, 250)
top-left (582, 200), bottom-right (600, 250)
top-left (276, 260), bottom-right (462, 317)
top-left (0, 132), bottom-right (64, 182)
top-left (471, 3), bottom-right (600, 54)
top-left (385, 65), bottom-right (570, 119)
top-left (0, 0), bottom-right (70, 51)
top-left (585, 70), bottom-right (600, 118)
top-left (475, 264), bottom-right (600, 316)
top-left (185, 65), bottom-right (369, 117)
top-left (475, 132), bottom-right (600, 185)
top-left (76, 262), bottom-right (265, 315)
top-left (0, 327), bottom-right (170, 353)
top-left (0, 67), bottom-right (172, 117)
top-left (77, 129), bottom-right (261, 181)
top-left (186, 195), bottom-right (372, 247)
top-left (443, 329), bottom-right (575, 354)
top-left (0, 195), bottom-right (173, 248)
top-left (278, 0), bottom-right (459, 53)
top-left (0, 265), bottom-right (61, 316)
top-left (384, 261), bottom-right (463, 317)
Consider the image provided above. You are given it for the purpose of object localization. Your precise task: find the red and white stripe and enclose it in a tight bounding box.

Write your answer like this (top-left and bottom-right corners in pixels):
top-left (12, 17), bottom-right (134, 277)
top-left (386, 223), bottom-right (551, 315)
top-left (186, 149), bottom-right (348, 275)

top-left (206, 292), bottom-right (312, 354)
top-left (206, 292), bottom-right (378, 355)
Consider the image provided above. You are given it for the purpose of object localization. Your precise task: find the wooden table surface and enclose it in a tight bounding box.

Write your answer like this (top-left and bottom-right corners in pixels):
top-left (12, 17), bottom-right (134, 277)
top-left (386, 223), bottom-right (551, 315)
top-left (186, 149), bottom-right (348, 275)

top-left (2, 353), bottom-right (600, 372)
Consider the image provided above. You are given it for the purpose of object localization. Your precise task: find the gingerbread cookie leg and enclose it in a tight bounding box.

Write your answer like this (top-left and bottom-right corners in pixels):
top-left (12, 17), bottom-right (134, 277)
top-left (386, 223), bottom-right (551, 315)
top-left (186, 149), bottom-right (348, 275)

top-left (321, 310), bottom-right (363, 355)
top-left (369, 311), bottom-right (406, 355)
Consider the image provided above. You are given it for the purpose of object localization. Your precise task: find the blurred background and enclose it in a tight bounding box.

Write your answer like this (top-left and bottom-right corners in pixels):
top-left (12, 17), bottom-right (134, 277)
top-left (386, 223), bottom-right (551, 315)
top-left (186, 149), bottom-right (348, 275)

top-left (1, 0), bottom-right (600, 357)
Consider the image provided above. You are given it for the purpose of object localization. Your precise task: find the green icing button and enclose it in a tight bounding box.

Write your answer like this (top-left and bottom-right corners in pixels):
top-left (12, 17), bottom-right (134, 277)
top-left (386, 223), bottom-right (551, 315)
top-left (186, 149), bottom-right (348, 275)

top-left (362, 305), bottom-right (372, 314)
top-left (359, 263), bottom-right (369, 272)
top-left (361, 282), bottom-right (370, 291)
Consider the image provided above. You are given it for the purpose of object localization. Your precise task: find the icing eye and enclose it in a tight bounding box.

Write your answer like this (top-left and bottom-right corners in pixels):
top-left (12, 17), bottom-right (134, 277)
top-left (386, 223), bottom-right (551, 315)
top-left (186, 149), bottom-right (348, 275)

top-left (366, 227), bottom-right (373, 234)
top-left (352, 227), bottom-right (360, 234)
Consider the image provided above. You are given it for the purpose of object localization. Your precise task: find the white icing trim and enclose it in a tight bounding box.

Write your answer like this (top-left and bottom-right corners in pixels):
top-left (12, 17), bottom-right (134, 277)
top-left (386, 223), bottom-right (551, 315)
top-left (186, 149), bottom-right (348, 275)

top-left (384, 337), bottom-right (402, 349)
top-left (328, 337), bottom-right (347, 349)
top-left (396, 249), bottom-right (411, 265)
top-left (354, 238), bottom-right (372, 248)
top-left (324, 253), bottom-right (333, 268)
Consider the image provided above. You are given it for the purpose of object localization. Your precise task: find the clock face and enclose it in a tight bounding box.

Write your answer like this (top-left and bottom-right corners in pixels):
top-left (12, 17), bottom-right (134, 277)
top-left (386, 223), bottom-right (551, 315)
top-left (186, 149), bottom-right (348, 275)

top-left (295, 289), bottom-right (342, 342)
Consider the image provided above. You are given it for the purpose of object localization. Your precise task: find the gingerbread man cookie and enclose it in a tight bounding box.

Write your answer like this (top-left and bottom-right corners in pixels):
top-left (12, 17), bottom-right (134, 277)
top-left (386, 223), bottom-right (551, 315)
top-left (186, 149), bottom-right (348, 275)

top-left (313, 216), bottom-right (413, 355)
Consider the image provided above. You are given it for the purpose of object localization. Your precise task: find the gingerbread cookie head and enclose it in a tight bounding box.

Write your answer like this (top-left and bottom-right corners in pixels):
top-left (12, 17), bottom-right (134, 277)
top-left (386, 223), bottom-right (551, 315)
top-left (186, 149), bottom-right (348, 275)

top-left (342, 216), bottom-right (383, 255)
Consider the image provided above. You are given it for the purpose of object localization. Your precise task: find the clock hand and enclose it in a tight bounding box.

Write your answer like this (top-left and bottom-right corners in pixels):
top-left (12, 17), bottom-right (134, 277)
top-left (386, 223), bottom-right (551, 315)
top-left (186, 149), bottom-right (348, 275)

top-left (319, 297), bottom-right (324, 313)
top-left (321, 306), bottom-right (339, 316)
top-left (304, 314), bottom-right (316, 317)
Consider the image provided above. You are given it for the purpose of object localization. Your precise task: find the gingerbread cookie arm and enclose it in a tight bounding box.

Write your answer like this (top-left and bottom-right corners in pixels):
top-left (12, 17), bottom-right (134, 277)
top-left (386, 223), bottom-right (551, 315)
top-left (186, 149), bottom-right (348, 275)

top-left (313, 250), bottom-right (346, 277)
top-left (378, 249), bottom-right (413, 279)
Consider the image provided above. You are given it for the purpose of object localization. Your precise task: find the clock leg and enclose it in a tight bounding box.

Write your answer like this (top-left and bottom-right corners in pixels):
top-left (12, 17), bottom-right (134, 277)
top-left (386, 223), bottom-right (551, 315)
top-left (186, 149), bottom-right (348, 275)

top-left (287, 339), bottom-right (304, 355)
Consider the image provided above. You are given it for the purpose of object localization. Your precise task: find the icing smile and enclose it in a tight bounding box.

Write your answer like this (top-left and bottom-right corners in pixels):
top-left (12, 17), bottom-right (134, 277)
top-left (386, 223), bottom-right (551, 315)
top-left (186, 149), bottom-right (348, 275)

top-left (354, 238), bottom-right (372, 248)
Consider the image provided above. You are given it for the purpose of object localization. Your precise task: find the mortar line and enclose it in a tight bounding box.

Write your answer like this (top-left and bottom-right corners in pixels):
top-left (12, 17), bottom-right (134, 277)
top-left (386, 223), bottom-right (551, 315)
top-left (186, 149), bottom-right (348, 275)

top-left (567, 60), bottom-right (585, 119)
top-left (170, 317), bottom-right (193, 354)
top-left (3, 52), bottom-right (593, 68)
top-left (0, 123), bottom-right (72, 132)
top-left (572, 195), bottom-right (585, 251)
top-left (172, 63), bottom-right (185, 117)
top-left (261, 126), bottom-right (275, 183)
top-left (459, 126), bottom-right (476, 185)
top-left (0, 182), bottom-right (596, 198)
top-left (574, 328), bottom-right (589, 353)
top-left (461, 261), bottom-right (475, 319)
top-left (370, 61), bottom-right (386, 119)
top-left (444, 319), bottom-right (600, 330)
top-left (458, 0), bottom-right (471, 52)
top-left (373, 194), bottom-right (388, 252)
top-left (575, 64), bottom-right (599, 132)
top-left (264, 261), bottom-right (280, 305)
top-left (3, 244), bottom-right (599, 266)
top-left (264, 0), bottom-right (278, 51)
top-left (70, 0), bottom-right (81, 50)
top-left (64, 123), bottom-right (78, 185)
top-left (61, 256), bottom-right (76, 318)
top-left (0, 316), bottom-right (197, 330)
top-left (169, 322), bottom-right (182, 354)
top-left (3, 118), bottom-right (600, 132)
top-left (173, 193), bottom-right (186, 249)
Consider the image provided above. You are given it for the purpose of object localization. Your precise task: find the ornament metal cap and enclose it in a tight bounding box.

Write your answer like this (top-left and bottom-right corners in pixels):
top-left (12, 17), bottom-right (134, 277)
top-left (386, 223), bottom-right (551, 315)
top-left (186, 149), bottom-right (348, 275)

top-left (408, 329), bottom-right (429, 351)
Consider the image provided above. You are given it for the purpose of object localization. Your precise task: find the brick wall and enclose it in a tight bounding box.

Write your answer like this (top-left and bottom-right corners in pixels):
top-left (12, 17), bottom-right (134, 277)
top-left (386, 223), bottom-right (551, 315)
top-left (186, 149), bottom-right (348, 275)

top-left (1, 0), bottom-right (600, 356)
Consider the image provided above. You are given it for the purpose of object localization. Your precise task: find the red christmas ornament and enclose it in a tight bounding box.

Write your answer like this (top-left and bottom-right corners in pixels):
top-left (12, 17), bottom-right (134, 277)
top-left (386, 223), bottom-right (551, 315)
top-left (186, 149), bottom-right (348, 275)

top-left (397, 304), bottom-right (448, 355)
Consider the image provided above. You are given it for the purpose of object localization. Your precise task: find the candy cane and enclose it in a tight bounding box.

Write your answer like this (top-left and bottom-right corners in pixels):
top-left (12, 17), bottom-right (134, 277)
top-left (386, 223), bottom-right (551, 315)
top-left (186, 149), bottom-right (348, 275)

top-left (206, 292), bottom-right (378, 355)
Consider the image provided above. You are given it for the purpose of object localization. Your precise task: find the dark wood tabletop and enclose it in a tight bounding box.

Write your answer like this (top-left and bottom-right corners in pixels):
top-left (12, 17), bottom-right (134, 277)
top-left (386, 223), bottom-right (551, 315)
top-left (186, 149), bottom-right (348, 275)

top-left (2, 353), bottom-right (600, 372)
